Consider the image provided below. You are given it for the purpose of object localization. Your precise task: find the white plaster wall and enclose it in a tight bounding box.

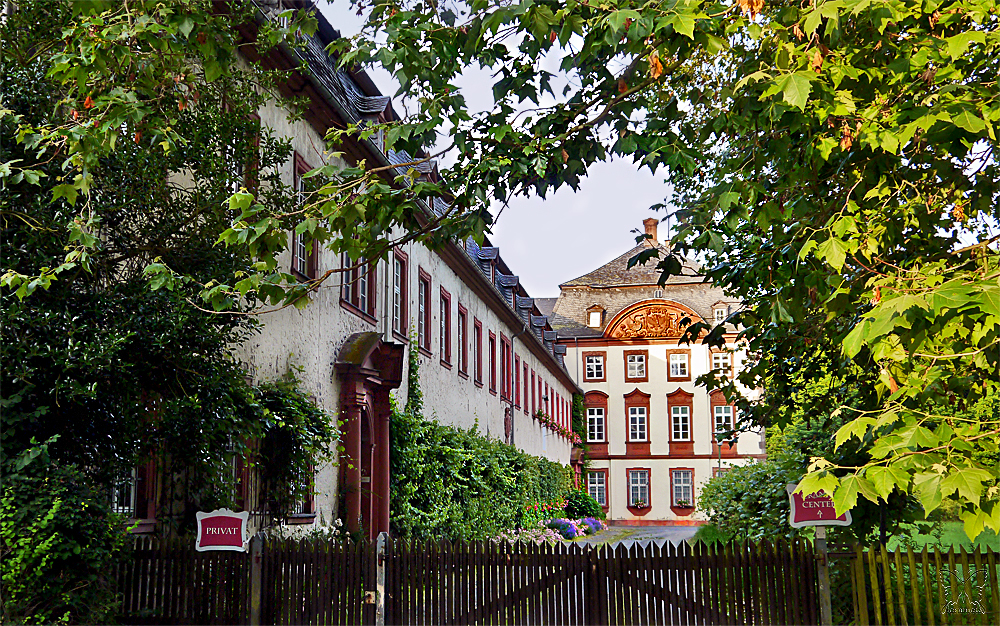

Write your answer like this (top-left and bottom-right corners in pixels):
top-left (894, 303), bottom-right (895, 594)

top-left (236, 99), bottom-right (575, 529)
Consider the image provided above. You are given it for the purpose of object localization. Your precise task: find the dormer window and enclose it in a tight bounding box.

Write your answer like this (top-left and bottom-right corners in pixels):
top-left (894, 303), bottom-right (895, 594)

top-left (713, 305), bottom-right (728, 324)
top-left (586, 305), bottom-right (605, 328)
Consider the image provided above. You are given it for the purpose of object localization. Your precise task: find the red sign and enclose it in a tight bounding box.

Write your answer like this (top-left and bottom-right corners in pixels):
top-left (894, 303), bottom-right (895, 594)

top-left (195, 509), bottom-right (249, 552)
top-left (786, 484), bottom-right (852, 528)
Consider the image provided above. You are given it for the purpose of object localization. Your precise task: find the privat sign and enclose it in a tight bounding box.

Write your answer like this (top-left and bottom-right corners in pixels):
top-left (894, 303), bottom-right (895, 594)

top-left (195, 509), bottom-right (250, 552)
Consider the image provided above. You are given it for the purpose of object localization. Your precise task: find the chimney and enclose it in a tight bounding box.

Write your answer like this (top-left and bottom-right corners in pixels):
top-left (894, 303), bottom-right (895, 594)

top-left (642, 218), bottom-right (659, 245)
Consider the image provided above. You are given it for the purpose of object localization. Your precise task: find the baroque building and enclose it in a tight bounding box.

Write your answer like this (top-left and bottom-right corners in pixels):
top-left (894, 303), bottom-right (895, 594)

top-left (542, 219), bottom-right (765, 526)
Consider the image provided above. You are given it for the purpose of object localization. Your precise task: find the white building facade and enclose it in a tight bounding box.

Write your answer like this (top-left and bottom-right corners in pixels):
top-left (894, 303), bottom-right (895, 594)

top-left (543, 219), bottom-right (764, 526)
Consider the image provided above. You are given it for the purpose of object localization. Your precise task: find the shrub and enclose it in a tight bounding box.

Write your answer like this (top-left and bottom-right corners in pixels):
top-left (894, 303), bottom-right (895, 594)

top-left (564, 490), bottom-right (605, 520)
top-left (1, 461), bottom-right (130, 624)
top-left (580, 517), bottom-right (606, 535)
top-left (545, 518), bottom-right (582, 540)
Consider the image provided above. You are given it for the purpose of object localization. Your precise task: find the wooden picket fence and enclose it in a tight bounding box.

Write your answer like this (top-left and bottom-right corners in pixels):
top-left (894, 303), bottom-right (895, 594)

top-left (116, 535), bottom-right (818, 625)
top-left (835, 544), bottom-right (999, 626)
top-left (386, 538), bottom-right (818, 626)
top-left (115, 536), bottom-right (252, 624)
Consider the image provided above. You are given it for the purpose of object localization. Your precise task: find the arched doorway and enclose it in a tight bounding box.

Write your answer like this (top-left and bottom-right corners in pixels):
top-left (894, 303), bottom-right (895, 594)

top-left (335, 332), bottom-right (404, 539)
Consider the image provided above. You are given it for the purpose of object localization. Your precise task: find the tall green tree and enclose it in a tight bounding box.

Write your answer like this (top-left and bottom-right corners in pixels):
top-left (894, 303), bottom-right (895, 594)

top-left (1, 0), bottom-right (336, 525)
top-left (3, 1), bottom-right (997, 536)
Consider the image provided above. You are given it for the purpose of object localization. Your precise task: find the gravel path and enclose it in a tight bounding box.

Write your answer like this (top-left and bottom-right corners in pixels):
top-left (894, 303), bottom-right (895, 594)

top-left (575, 524), bottom-right (698, 548)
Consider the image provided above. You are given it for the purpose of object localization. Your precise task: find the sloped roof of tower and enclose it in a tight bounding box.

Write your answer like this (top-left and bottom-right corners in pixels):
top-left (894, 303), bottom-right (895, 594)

top-left (559, 242), bottom-right (703, 289)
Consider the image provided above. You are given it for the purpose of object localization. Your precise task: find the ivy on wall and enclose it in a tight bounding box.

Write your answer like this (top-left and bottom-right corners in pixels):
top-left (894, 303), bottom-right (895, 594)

top-left (389, 345), bottom-right (573, 540)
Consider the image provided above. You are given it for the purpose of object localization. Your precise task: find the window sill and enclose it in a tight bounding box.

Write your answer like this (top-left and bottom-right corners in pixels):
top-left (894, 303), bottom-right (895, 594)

top-left (671, 505), bottom-right (695, 517)
top-left (583, 377), bottom-right (606, 383)
top-left (418, 346), bottom-right (433, 359)
top-left (286, 514), bottom-right (316, 525)
top-left (667, 375), bottom-right (692, 382)
top-left (458, 371), bottom-right (469, 380)
top-left (627, 505), bottom-right (651, 517)
top-left (292, 269), bottom-right (316, 283)
top-left (339, 299), bottom-right (377, 325)
top-left (392, 330), bottom-right (410, 344)
top-left (489, 387), bottom-right (497, 396)
top-left (440, 359), bottom-right (453, 370)
top-left (624, 377), bottom-right (649, 384)
top-left (126, 518), bottom-right (157, 534)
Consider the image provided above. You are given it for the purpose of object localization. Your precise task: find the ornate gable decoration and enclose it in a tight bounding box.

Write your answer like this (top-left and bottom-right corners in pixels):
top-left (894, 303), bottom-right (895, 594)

top-left (605, 300), bottom-right (699, 340)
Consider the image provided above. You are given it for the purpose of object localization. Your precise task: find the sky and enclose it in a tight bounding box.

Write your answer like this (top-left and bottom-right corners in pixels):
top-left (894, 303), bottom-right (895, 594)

top-left (319, 1), bottom-right (672, 297)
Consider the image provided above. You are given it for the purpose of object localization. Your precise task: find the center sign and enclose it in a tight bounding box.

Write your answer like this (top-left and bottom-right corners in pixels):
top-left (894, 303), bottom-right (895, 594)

top-left (195, 509), bottom-right (250, 552)
top-left (786, 484), bottom-right (852, 528)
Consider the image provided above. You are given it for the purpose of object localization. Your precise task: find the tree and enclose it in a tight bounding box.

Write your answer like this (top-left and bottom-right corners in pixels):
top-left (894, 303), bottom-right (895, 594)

top-left (1, 0), bottom-right (336, 529)
top-left (3, 1), bottom-right (997, 536)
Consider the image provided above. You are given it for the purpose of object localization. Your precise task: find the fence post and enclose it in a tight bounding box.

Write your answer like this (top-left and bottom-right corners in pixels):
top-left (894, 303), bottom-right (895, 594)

top-left (376, 532), bottom-right (387, 626)
top-left (816, 527), bottom-right (833, 626)
top-left (249, 533), bottom-right (263, 626)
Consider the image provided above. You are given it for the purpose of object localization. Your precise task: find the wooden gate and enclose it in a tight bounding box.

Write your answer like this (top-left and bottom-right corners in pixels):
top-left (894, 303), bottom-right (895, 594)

top-left (117, 535), bottom-right (819, 625)
top-left (385, 538), bottom-right (818, 626)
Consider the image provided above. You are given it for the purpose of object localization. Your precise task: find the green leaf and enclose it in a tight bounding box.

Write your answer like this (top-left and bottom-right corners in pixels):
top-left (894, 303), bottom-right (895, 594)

top-left (914, 473), bottom-right (942, 517)
top-left (668, 13), bottom-right (695, 39)
top-left (775, 73), bottom-right (813, 110)
top-left (51, 184), bottom-right (78, 205)
top-left (834, 474), bottom-right (878, 515)
top-left (960, 509), bottom-right (988, 541)
top-left (865, 465), bottom-right (909, 500)
top-left (952, 110), bottom-right (987, 134)
top-left (945, 31), bottom-right (986, 60)
top-left (815, 237), bottom-right (848, 272)
top-left (796, 472), bottom-right (840, 498)
top-left (204, 60), bottom-right (222, 83)
top-left (940, 468), bottom-right (992, 506)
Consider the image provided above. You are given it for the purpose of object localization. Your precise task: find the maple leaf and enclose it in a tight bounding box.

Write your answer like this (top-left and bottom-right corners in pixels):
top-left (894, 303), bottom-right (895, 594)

top-left (840, 125), bottom-right (853, 151)
top-left (561, 148), bottom-right (569, 163)
top-left (649, 50), bottom-right (664, 79)
top-left (811, 49), bottom-right (823, 73)
top-left (737, 0), bottom-right (764, 19)
top-left (618, 78), bottom-right (628, 94)
top-left (792, 23), bottom-right (805, 41)
top-left (83, 95), bottom-right (94, 109)
top-left (550, 31), bottom-right (557, 43)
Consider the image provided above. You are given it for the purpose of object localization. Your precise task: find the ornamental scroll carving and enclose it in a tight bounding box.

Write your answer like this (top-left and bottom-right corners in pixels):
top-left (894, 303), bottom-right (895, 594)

top-left (607, 303), bottom-right (694, 339)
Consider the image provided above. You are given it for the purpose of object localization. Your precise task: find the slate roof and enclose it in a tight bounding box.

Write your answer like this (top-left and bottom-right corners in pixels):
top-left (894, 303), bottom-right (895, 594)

top-left (551, 239), bottom-right (740, 339)
top-left (560, 242), bottom-right (703, 288)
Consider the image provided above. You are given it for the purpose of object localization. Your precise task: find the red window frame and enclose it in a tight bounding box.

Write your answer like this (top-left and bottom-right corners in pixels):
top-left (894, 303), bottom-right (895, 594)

top-left (500, 333), bottom-right (511, 400)
top-left (624, 349), bottom-right (649, 383)
top-left (670, 467), bottom-right (696, 509)
top-left (291, 152), bottom-right (317, 280)
top-left (391, 250), bottom-right (408, 340)
top-left (439, 287), bottom-right (452, 368)
top-left (514, 354), bottom-right (521, 408)
top-left (523, 362), bottom-right (529, 414)
top-left (488, 331), bottom-right (497, 394)
top-left (624, 389), bottom-right (652, 443)
top-left (417, 268), bottom-right (432, 355)
top-left (340, 252), bottom-right (377, 320)
top-left (457, 305), bottom-right (468, 377)
top-left (530, 369), bottom-right (536, 414)
top-left (473, 318), bottom-right (483, 386)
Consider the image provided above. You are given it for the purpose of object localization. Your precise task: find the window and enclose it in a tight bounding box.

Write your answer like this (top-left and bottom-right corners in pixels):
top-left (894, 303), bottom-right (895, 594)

top-left (670, 353), bottom-right (688, 378)
top-left (514, 355), bottom-right (521, 407)
top-left (392, 253), bottom-right (408, 337)
top-left (292, 465), bottom-right (315, 518)
top-left (628, 470), bottom-right (649, 507)
top-left (439, 289), bottom-right (451, 366)
top-left (500, 334), bottom-right (511, 399)
top-left (714, 306), bottom-right (728, 323)
top-left (341, 252), bottom-right (376, 317)
top-left (629, 406), bottom-right (647, 441)
top-left (624, 350), bottom-right (648, 382)
top-left (712, 351), bottom-right (733, 378)
top-left (110, 469), bottom-right (137, 517)
top-left (587, 407), bottom-right (605, 442)
top-left (530, 370), bottom-right (536, 413)
top-left (667, 351), bottom-right (690, 381)
top-left (672, 469), bottom-right (693, 507)
top-left (291, 153), bottom-right (317, 280)
top-left (418, 271), bottom-right (431, 351)
top-left (627, 354), bottom-right (646, 379)
top-left (457, 306), bottom-right (468, 374)
top-left (587, 472), bottom-right (607, 506)
top-left (523, 363), bottom-right (529, 414)
top-left (588, 311), bottom-right (602, 327)
top-left (488, 332), bottom-right (497, 393)
top-left (671, 406), bottom-right (691, 441)
top-left (714, 406), bottom-right (734, 440)
top-left (654, 289), bottom-right (663, 298)
top-left (473, 319), bottom-right (483, 384)
top-left (584, 353), bottom-right (605, 381)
